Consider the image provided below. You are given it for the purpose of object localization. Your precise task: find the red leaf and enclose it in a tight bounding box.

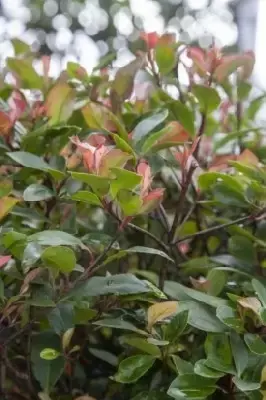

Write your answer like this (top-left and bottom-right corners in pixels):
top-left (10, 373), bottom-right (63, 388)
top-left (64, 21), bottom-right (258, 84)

top-left (214, 51), bottom-right (255, 82)
top-left (140, 32), bottom-right (160, 49)
top-left (0, 255), bottom-right (11, 268)
top-left (137, 161), bottom-right (152, 197)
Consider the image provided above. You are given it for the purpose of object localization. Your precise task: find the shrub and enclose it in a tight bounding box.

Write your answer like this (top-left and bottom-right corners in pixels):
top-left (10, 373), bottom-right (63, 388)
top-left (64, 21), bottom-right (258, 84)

top-left (0, 34), bottom-right (266, 400)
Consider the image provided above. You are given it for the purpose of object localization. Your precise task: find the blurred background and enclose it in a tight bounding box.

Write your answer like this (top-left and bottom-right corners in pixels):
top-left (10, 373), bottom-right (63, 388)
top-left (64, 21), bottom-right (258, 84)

top-left (0, 0), bottom-right (264, 86)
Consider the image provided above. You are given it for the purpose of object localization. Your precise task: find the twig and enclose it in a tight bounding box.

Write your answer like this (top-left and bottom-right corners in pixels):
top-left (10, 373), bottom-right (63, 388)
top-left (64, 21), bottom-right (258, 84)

top-left (128, 222), bottom-right (169, 254)
top-left (173, 213), bottom-right (259, 245)
top-left (169, 163), bottom-right (197, 242)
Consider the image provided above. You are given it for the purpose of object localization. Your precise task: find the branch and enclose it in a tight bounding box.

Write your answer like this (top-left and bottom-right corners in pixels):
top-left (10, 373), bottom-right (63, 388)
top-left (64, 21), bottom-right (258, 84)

top-left (128, 222), bottom-right (170, 254)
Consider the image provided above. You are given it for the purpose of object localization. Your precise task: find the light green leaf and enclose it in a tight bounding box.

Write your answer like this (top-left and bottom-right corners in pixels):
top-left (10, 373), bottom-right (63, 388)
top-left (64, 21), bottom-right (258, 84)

top-left (70, 172), bottom-right (110, 195)
top-left (110, 168), bottom-right (141, 198)
top-left (194, 360), bottom-right (225, 379)
top-left (252, 279), bottom-right (266, 307)
top-left (7, 58), bottom-right (43, 89)
top-left (155, 44), bottom-right (176, 75)
top-left (70, 191), bottom-right (102, 206)
top-left (168, 374), bottom-right (216, 400)
top-left (41, 246), bottom-right (76, 273)
top-left (40, 348), bottom-right (60, 361)
top-left (121, 336), bottom-right (160, 357)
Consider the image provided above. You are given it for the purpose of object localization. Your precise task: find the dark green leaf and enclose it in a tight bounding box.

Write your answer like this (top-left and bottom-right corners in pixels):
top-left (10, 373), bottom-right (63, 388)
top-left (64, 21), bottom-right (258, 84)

top-left (48, 303), bottom-right (74, 335)
top-left (126, 246), bottom-right (174, 263)
top-left (28, 231), bottom-right (83, 248)
top-left (164, 310), bottom-right (188, 341)
top-left (168, 374), bottom-right (216, 400)
top-left (229, 236), bottom-right (256, 265)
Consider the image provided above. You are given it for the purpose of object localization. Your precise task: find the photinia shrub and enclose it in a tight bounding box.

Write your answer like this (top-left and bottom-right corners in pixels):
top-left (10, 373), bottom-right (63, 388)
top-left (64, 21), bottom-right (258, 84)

top-left (1, 34), bottom-right (266, 400)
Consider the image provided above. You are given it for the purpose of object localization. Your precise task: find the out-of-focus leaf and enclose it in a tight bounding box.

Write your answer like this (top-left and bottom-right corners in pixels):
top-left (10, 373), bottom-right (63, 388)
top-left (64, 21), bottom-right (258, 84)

top-left (168, 373), bottom-right (216, 400)
top-left (132, 110), bottom-right (169, 142)
top-left (0, 196), bottom-right (18, 221)
top-left (45, 81), bottom-right (74, 124)
top-left (23, 184), bottom-right (54, 202)
top-left (29, 231), bottom-right (84, 248)
top-left (111, 56), bottom-right (146, 101)
top-left (126, 246), bottom-right (174, 263)
top-left (7, 58), bottom-right (43, 89)
top-left (155, 43), bottom-right (176, 75)
top-left (192, 85), bottom-right (221, 113)
top-left (244, 334), bottom-right (266, 355)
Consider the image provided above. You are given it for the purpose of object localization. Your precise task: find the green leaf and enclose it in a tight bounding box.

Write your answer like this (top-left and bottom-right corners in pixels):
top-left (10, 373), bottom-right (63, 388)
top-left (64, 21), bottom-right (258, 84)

top-left (230, 332), bottom-right (249, 377)
top-left (252, 279), bottom-right (266, 307)
top-left (216, 305), bottom-right (243, 331)
top-left (23, 184), bottom-right (54, 202)
top-left (41, 246), bottom-right (76, 273)
top-left (110, 168), bottom-right (141, 198)
top-left (117, 190), bottom-right (143, 216)
top-left (232, 377), bottom-right (260, 392)
top-left (244, 334), bottom-right (266, 355)
top-left (205, 333), bottom-right (234, 374)
top-left (198, 172), bottom-right (244, 193)
top-left (194, 360), bottom-right (225, 379)
top-left (7, 151), bottom-right (63, 180)
top-left (7, 58), bottom-right (43, 89)
top-left (70, 172), bottom-right (110, 195)
top-left (132, 110), bottom-right (169, 142)
top-left (229, 236), bottom-right (256, 264)
top-left (207, 269), bottom-right (227, 296)
top-left (121, 336), bottom-right (161, 357)
top-left (155, 44), bottom-right (176, 75)
top-left (40, 348), bottom-right (61, 361)
top-left (192, 85), bottom-right (221, 113)
top-left (168, 374), bottom-right (216, 400)
top-left (170, 100), bottom-right (195, 136)
top-left (171, 355), bottom-right (194, 375)
top-left (22, 242), bottom-right (43, 269)
top-left (126, 246), bottom-right (174, 263)
top-left (29, 230), bottom-right (83, 248)
top-left (164, 280), bottom-right (228, 308)
top-left (11, 39), bottom-right (31, 55)
top-left (31, 332), bottom-right (64, 393)
top-left (213, 184), bottom-right (247, 207)
top-left (1, 231), bottom-right (27, 259)
top-left (164, 310), bottom-right (188, 341)
top-left (177, 301), bottom-right (226, 333)
top-left (48, 303), bottom-right (74, 334)
top-left (93, 318), bottom-right (146, 335)
top-left (70, 191), bottom-right (102, 206)
top-left (68, 274), bottom-right (150, 299)
top-left (114, 355), bottom-right (155, 383)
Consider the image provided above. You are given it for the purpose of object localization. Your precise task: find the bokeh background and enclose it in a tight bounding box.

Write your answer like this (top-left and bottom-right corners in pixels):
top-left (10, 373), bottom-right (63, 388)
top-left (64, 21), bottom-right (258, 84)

top-left (0, 0), bottom-right (263, 85)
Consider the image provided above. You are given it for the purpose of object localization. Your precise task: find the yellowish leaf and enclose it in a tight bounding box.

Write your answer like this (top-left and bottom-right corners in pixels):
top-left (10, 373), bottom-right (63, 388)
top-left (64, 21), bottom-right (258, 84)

top-left (62, 328), bottom-right (75, 351)
top-left (238, 297), bottom-right (261, 315)
top-left (0, 196), bottom-right (19, 221)
top-left (260, 364), bottom-right (266, 399)
top-left (45, 81), bottom-right (74, 124)
top-left (147, 301), bottom-right (178, 331)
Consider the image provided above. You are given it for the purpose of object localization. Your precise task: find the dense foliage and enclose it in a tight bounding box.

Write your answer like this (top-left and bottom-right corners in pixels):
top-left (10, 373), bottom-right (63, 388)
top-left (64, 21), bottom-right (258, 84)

top-left (0, 33), bottom-right (266, 400)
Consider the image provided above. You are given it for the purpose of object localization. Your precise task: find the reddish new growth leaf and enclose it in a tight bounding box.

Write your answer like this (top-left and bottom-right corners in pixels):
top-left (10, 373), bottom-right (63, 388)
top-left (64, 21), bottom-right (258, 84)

top-left (140, 32), bottom-right (160, 49)
top-left (137, 160), bottom-right (165, 213)
top-left (71, 135), bottom-right (131, 177)
top-left (0, 255), bottom-right (11, 268)
top-left (175, 138), bottom-right (199, 183)
top-left (187, 46), bottom-right (255, 82)
top-left (0, 90), bottom-right (27, 136)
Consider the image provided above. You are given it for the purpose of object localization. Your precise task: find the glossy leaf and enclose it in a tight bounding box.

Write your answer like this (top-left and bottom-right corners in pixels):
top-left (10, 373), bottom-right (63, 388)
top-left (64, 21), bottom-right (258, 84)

top-left (192, 85), bottom-right (221, 113)
top-left (23, 184), bottom-right (54, 202)
top-left (132, 110), bottom-right (168, 142)
top-left (71, 191), bottom-right (102, 206)
top-left (0, 196), bottom-right (18, 221)
top-left (114, 355), bottom-right (155, 383)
